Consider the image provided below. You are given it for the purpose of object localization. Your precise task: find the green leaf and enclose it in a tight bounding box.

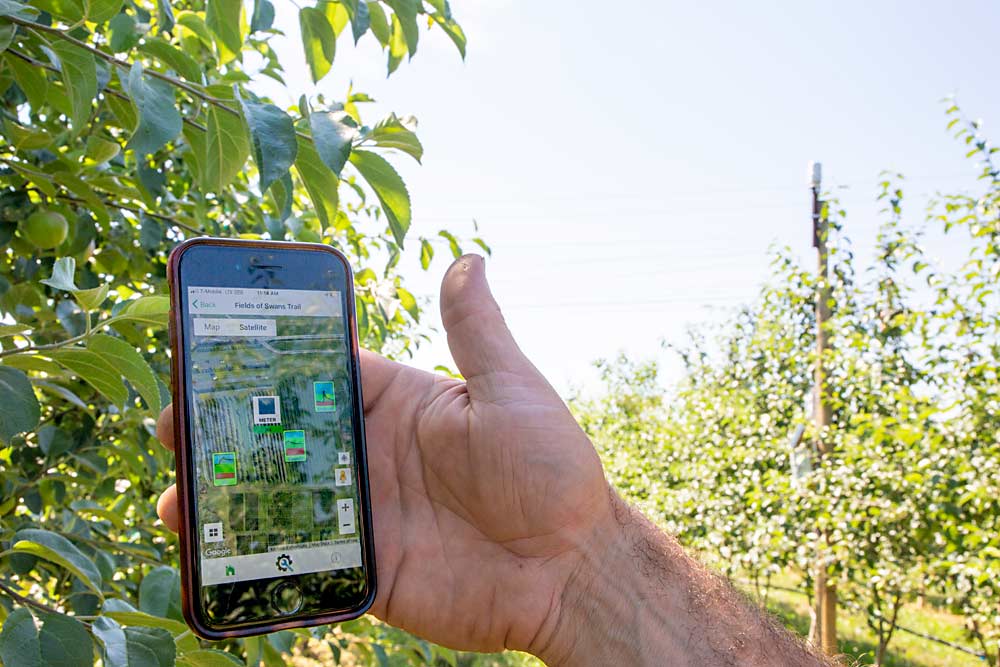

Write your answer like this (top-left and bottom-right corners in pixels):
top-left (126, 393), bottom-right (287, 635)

top-left (397, 286), bottom-right (418, 320)
top-left (12, 529), bottom-right (103, 594)
top-left (74, 283), bottom-right (109, 311)
top-left (202, 103), bottom-right (250, 192)
top-left (0, 367), bottom-right (40, 443)
top-left (250, 0), bottom-right (274, 32)
top-left (3, 119), bottom-right (51, 149)
top-left (38, 613), bottom-right (92, 667)
top-left (102, 600), bottom-right (198, 652)
top-left (156, 0), bottom-right (174, 32)
top-left (430, 12), bottom-right (466, 59)
top-left (49, 348), bottom-right (128, 407)
top-left (140, 214), bottom-right (163, 252)
top-left (177, 649), bottom-right (243, 667)
top-left (206, 0), bottom-right (245, 64)
top-left (0, 607), bottom-right (41, 667)
top-left (40, 257), bottom-right (78, 292)
top-left (6, 162), bottom-right (53, 197)
top-left (438, 229), bottom-right (461, 258)
top-left (139, 566), bottom-right (182, 620)
top-left (294, 135), bottom-right (339, 229)
top-left (269, 171), bottom-right (293, 224)
top-left (471, 237), bottom-right (491, 256)
top-left (107, 295), bottom-right (169, 327)
top-left (3, 354), bottom-right (62, 374)
top-left (86, 0), bottom-right (123, 23)
top-left (56, 171), bottom-right (111, 224)
top-left (385, 0), bottom-right (418, 56)
top-left (423, 0), bottom-right (451, 17)
top-left (386, 12), bottom-right (406, 74)
top-left (6, 53), bottom-right (48, 109)
top-left (88, 334), bottom-right (161, 413)
top-left (369, 113), bottom-right (422, 162)
top-left (347, 0), bottom-right (369, 43)
top-left (0, 21), bottom-right (13, 52)
top-left (50, 41), bottom-right (97, 132)
top-left (309, 108), bottom-right (357, 177)
top-left (261, 641), bottom-right (284, 667)
top-left (108, 12), bottom-right (139, 53)
top-left (299, 6), bottom-right (336, 83)
top-left (322, 0), bottom-right (349, 35)
top-left (0, 0), bottom-right (38, 17)
top-left (124, 627), bottom-right (175, 667)
top-left (124, 62), bottom-right (182, 156)
top-left (0, 323), bottom-right (31, 336)
top-left (92, 617), bottom-right (128, 667)
top-left (181, 122), bottom-right (206, 183)
top-left (419, 237), bottom-right (433, 269)
top-left (366, 1), bottom-right (389, 46)
top-left (106, 94), bottom-right (137, 132)
top-left (350, 149), bottom-right (410, 247)
top-left (85, 135), bottom-right (121, 163)
top-left (176, 11), bottom-right (214, 49)
top-left (240, 97), bottom-right (297, 193)
top-left (138, 37), bottom-right (203, 82)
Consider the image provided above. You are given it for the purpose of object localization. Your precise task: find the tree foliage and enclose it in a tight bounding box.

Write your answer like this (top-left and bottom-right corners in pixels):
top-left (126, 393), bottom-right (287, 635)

top-left (0, 0), bottom-right (511, 664)
top-left (575, 105), bottom-right (1000, 666)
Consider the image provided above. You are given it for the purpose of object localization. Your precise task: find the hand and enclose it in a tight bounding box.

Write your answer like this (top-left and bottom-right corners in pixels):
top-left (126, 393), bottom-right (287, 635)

top-left (156, 255), bottom-right (614, 656)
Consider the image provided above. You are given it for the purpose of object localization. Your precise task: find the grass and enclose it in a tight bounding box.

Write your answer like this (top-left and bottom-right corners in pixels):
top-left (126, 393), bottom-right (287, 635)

top-left (754, 579), bottom-right (985, 667)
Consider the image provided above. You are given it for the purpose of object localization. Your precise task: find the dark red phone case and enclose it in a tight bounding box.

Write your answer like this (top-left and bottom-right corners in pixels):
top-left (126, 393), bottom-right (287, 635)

top-left (167, 237), bottom-right (377, 639)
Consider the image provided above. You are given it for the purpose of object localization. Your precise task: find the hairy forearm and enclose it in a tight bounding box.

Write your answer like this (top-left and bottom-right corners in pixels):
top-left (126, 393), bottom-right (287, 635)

top-left (535, 492), bottom-right (832, 667)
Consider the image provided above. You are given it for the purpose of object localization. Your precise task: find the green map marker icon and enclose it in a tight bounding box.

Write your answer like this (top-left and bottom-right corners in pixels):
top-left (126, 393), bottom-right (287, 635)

top-left (212, 452), bottom-right (237, 486)
top-left (284, 430), bottom-right (307, 462)
top-left (314, 381), bottom-right (336, 412)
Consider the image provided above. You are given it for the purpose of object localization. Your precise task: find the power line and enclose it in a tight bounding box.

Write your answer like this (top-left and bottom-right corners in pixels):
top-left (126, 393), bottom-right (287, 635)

top-left (407, 171), bottom-right (976, 207)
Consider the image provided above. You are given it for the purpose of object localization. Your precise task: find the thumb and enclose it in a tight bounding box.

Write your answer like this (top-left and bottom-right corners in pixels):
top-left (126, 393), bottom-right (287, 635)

top-left (440, 254), bottom-right (533, 380)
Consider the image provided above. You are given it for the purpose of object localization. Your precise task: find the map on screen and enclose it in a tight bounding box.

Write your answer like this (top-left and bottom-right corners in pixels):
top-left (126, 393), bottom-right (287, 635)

top-left (186, 287), bottom-right (362, 586)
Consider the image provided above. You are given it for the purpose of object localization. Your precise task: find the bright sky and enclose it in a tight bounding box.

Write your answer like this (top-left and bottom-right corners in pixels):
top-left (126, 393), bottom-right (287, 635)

top-left (256, 0), bottom-right (1000, 394)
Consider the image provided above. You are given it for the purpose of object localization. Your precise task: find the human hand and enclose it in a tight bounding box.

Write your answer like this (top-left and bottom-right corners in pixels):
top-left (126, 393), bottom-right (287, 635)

top-left (156, 255), bottom-right (614, 657)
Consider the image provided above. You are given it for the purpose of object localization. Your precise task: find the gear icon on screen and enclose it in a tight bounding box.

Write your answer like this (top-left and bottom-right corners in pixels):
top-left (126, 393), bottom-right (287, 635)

top-left (275, 553), bottom-right (293, 572)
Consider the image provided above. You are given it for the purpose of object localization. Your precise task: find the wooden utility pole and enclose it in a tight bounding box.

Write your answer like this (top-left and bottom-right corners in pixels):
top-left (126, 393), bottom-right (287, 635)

top-left (809, 161), bottom-right (837, 656)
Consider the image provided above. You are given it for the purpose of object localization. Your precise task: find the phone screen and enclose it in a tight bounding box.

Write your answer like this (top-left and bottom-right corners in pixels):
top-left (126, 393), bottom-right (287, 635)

top-left (175, 243), bottom-right (372, 631)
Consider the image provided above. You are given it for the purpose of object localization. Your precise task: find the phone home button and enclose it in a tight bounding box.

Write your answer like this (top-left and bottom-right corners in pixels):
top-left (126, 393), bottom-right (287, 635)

top-left (271, 582), bottom-right (303, 616)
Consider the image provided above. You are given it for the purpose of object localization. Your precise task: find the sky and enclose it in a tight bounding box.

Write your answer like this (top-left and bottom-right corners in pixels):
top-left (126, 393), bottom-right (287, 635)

top-left (254, 0), bottom-right (1000, 395)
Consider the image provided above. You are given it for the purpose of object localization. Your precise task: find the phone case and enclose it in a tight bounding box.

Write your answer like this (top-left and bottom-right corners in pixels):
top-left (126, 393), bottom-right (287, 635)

top-left (167, 237), bottom-right (377, 639)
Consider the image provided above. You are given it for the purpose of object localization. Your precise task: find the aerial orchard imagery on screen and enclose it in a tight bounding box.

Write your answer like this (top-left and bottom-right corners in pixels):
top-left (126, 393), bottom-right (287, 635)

top-left (187, 287), bottom-right (362, 585)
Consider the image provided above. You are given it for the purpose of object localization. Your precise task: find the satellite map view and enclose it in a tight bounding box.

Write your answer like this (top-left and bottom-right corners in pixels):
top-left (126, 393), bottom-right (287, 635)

top-left (186, 287), bottom-right (362, 585)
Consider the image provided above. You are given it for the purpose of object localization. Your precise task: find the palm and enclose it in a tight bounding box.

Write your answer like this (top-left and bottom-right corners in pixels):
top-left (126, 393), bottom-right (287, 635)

top-left (362, 349), bottom-right (607, 652)
top-left (156, 256), bottom-right (611, 655)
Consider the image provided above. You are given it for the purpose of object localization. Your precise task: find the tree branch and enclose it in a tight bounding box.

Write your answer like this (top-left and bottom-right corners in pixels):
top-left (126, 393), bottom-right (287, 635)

top-left (53, 193), bottom-right (203, 235)
top-left (7, 17), bottom-right (313, 142)
top-left (0, 578), bottom-right (91, 627)
top-left (5, 48), bottom-right (208, 133)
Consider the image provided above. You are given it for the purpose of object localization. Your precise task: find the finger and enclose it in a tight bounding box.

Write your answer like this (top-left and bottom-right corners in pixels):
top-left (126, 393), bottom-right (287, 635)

top-left (440, 254), bottom-right (533, 380)
top-left (157, 484), bottom-right (180, 532)
top-left (359, 348), bottom-right (404, 412)
top-left (156, 404), bottom-right (174, 451)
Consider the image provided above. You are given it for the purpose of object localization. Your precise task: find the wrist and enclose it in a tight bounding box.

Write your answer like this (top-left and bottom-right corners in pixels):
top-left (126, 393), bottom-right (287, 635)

top-left (530, 491), bottom-right (831, 667)
top-left (528, 490), bottom-right (683, 666)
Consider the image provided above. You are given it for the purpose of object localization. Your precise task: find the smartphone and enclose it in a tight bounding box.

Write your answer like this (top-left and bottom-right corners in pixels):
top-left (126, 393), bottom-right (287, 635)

top-left (167, 238), bottom-right (376, 639)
